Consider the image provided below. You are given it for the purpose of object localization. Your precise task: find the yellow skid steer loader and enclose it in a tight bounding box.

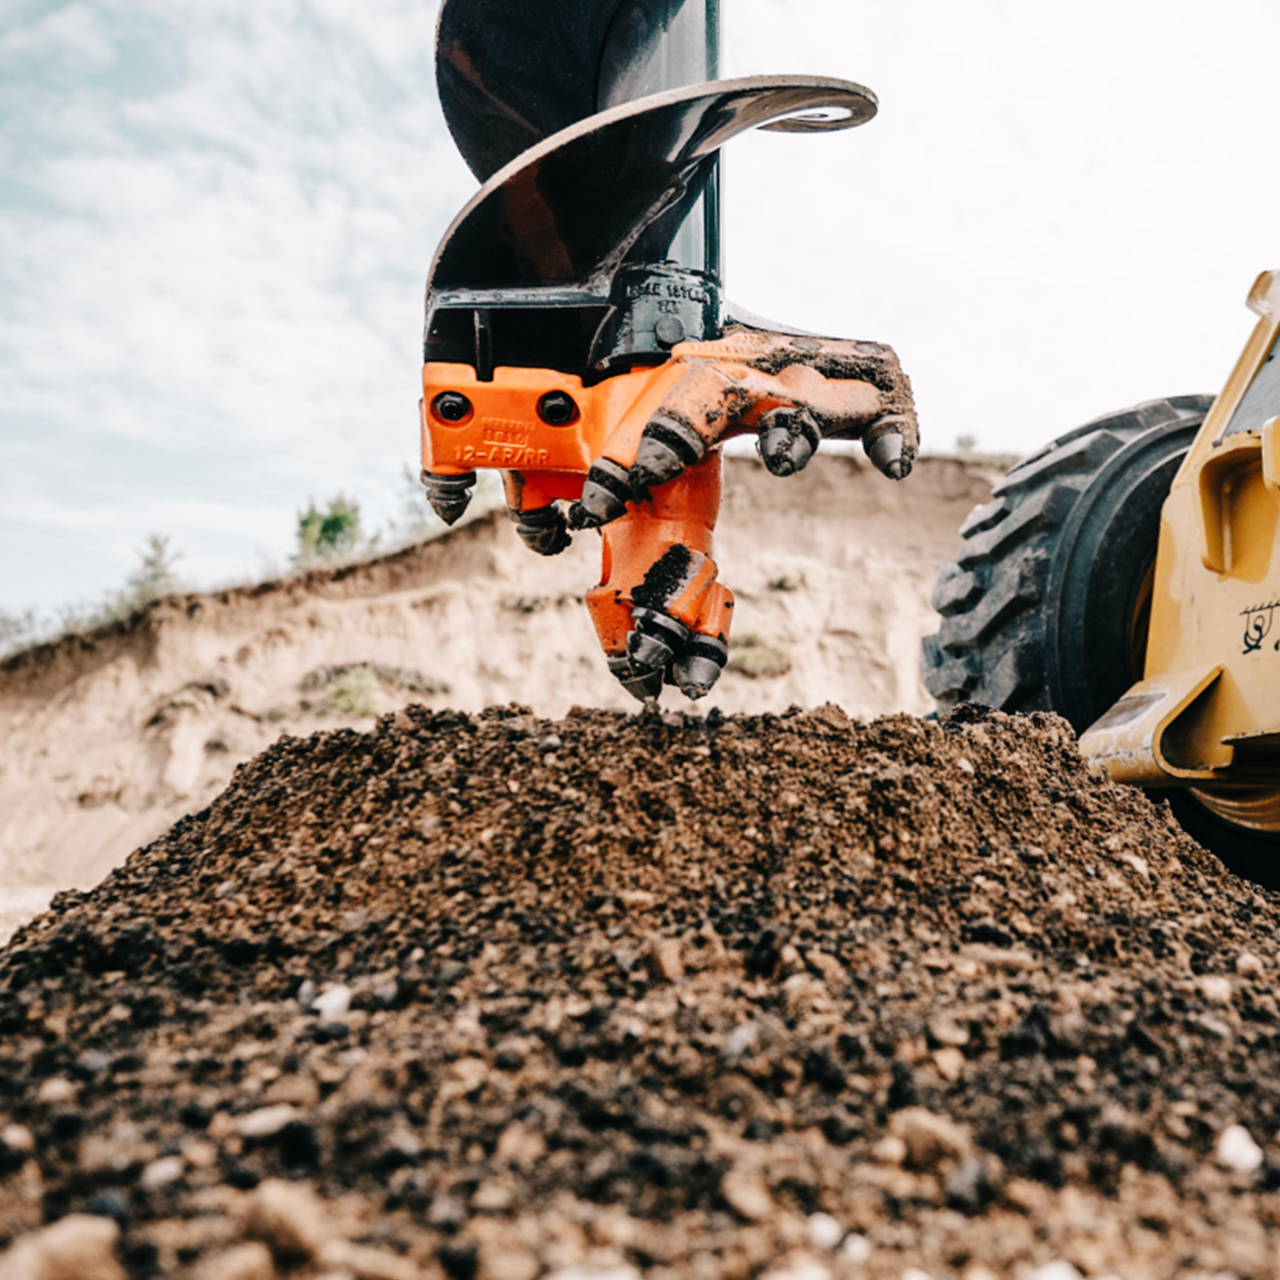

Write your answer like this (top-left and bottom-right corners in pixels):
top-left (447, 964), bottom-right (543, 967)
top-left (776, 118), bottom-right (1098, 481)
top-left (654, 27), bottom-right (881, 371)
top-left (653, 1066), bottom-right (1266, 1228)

top-left (925, 271), bottom-right (1280, 881)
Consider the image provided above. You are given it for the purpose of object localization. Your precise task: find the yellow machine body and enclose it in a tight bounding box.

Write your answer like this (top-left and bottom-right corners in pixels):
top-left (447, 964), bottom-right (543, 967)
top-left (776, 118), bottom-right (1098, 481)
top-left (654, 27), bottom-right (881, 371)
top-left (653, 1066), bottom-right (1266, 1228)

top-left (1080, 271), bottom-right (1280, 831)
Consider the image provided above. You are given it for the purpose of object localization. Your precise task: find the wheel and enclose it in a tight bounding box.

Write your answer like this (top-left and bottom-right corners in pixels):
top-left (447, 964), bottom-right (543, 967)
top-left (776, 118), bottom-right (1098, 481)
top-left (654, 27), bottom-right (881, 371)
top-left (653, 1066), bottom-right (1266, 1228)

top-left (1166, 789), bottom-right (1280, 889)
top-left (922, 394), bottom-right (1214, 728)
top-left (922, 394), bottom-right (1280, 877)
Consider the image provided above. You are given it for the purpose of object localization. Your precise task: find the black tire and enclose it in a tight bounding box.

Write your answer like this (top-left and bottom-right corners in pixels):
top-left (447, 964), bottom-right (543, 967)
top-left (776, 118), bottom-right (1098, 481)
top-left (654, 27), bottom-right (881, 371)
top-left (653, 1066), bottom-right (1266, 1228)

top-left (922, 394), bottom-right (1214, 730)
top-left (1165, 790), bottom-right (1280, 890)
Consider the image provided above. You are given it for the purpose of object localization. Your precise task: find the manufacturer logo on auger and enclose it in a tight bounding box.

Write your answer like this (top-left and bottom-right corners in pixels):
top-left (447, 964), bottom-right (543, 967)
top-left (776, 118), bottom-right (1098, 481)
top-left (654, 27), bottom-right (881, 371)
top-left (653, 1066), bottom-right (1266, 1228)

top-left (1241, 599), bottom-right (1279, 654)
top-left (482, 421), bottom-right (533, 449)
top-left (623, 278), bottom-right (712, 306)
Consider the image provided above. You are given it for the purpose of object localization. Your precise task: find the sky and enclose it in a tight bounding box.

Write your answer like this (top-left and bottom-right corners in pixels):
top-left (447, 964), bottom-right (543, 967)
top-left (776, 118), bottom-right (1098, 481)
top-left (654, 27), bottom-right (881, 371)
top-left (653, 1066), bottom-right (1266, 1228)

top-left (3, 0), bottom-right (1280, 614)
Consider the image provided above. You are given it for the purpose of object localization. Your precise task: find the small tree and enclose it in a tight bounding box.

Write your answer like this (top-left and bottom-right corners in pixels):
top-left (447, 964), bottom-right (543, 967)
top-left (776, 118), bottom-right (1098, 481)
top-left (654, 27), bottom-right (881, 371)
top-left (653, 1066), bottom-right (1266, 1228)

top-left (120, 534), bottom-right (182, 611)
top-left (295, 494), bottom-right (366, 566)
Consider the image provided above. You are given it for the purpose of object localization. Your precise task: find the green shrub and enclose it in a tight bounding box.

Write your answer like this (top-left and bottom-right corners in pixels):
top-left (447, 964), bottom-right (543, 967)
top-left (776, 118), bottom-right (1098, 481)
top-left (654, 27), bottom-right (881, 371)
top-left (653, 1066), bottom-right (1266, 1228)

top-left (295, 495), bottom-right (369, 566)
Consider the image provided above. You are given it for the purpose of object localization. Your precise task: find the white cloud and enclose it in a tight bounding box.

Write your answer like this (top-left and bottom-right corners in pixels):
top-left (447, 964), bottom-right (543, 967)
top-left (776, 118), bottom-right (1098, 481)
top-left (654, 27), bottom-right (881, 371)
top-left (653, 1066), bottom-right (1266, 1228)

top-left (3, 0), bottom-right (1280, 613)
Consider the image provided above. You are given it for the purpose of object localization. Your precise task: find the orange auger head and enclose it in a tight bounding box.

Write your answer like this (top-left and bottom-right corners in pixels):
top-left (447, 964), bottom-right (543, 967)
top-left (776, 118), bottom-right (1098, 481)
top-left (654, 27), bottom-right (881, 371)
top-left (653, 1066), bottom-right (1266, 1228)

top-left (421, 0), bottom-right (918, 702)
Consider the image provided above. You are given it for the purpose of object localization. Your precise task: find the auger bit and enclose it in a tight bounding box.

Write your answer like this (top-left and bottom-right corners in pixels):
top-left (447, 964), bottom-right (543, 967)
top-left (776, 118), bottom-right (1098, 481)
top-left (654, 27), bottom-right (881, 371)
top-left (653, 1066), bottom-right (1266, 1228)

top-left (421, 0), bottom-right (919, 702)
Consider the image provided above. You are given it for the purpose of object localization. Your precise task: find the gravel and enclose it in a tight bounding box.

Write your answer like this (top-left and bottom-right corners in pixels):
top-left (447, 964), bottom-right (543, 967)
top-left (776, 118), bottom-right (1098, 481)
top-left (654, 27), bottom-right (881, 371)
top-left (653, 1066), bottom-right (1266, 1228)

top-left (2, 702), bottom-right (1280, 1277)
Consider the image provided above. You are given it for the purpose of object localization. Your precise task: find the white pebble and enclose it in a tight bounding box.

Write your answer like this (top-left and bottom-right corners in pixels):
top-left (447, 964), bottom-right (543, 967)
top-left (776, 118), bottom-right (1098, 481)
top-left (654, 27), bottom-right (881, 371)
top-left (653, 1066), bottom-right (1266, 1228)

top-left (1216, 1124), bottom-right (1264, 1173)
top-left (141, 1155), bottom-right (184, 1189)
top-left (36, 1077), bottom-right (76, 1105)
top-left (237, 1104), bottom-right (299, 1139)
top-left (1199, 976), bottom-right (1234, 1005)
top-left (1236, 951), bottom-right (1265, 977)
top-left (1, 1124), bottom-right (35, 1153)
top-left (312, 984), bottom-right (352, 1022)
top-left (838, 1234), bottom-right (871, 1265)
top-left (1026, 1264), bottom-right (1083, 1280)
top-left (805, 1212), bottom-right (844, 1251)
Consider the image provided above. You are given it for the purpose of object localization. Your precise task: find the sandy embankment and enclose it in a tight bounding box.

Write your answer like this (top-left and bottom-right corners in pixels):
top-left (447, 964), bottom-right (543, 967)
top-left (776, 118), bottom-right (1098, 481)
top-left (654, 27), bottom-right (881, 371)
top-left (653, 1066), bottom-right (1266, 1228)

top-left (0, 453), bottom-right (992, 938)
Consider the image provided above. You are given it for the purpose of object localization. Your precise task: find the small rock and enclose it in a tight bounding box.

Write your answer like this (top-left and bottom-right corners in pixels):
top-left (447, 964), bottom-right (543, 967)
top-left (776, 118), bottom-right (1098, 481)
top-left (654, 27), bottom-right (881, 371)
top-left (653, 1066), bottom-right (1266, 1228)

top-left (722, 1022), bottom-right (760, 1063)
top-left (237, 1106), bottom-right (300, 1139)
top-left (484, 1246), bottom-right (539, 1280)
top-left (901, 1270), bottom-right (935, 1280)
top-left (644, 936), bottom-right (684, 983)
top-left (1199, 976), bottom-right (1234, 1005)
top-left (318, 1239), bottom-right (420, 1280)
top-left (427, 1195), bottom-right (466, 1233)
top-left (1, 1123), bottom-right (35, 1154)
top-left (1120, 853), bottom-right (1150, 879)
top-left (804, 1212), bottom-right (844, 1251)
top-left (1025, 1266), bottom-right (1082, 1280)
top-left (36, 1077), bottom-right (76, 1105)
top-left (617, 889), bottom-right (657, 910)
top-left (1216, 1124), bottom-right (1264, 1173)
top-left (193, 1242), bottom-right (276, 1280)
top-left (296, 979), bottom-right (317, 1008)
top-left (140, 1155), bottom-right (184, 1189)
top-left (263, 1074), bottom-right (321, 1107)
top-left (539, 735), bottom-right (562, 752)
top-left (312, 985), bottom-right (352, 1022)
top-left (927, 1014), bottom-right (970, 1048)
top-left (471, 1180), bottom-right (513, 1212)
top-left (871, 1135), bottom-right (907, 1165)
top-left (721, 1168), bottom-right (774, 1221)
top-left (0, 1214), bottom-right (125, 1280)
top-left (76, 1051), bottom-right (112, 1079)
top-left (888, 1107), bottom-right (971, 1170)
top-left (946, 1157), bottom-right (1002, 1214)
top-left (1236, 951), bottom-right (1265, 977)
top-left (245, 1178), bottom-right (333, 1261)
top-left (838, 1234), bottom-right (871, 1265)
top-left (933, 1047), bottom-right (965, 1082)
top-left (84, 1192), bottom-right (129, 1226)
top-left (494, 1123), bottom-right (546, 1168)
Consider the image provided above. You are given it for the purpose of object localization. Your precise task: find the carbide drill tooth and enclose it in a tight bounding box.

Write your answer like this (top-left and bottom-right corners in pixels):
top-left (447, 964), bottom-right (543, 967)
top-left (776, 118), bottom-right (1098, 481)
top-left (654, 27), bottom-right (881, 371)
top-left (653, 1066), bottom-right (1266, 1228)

top-left (756, 406), bottom-right (821, 477)
top-left (628, 413), bottom-right (706, 491)
top-left (627, 607), bottom-right (690, 675)
top-left (568, 458), bottom-right (633, 528)
top-left (607, 655), bottom-right (664, 702)
top-left (674, 635), bottom-right (728, 699)
top-left (421, 470), bottom-right (477, 525)
top-left (864, 417), bottom-right (913, 481)
top-left (510, 504), bottom-right (571, 556)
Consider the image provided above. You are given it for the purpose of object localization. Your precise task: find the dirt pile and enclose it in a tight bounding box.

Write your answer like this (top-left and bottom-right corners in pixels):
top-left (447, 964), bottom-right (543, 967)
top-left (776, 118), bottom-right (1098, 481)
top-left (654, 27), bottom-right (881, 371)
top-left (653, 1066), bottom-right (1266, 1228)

top-left (2, 704), bottom-right (1278, 1277)
top-left (0, 454), bottom-right (992, 933)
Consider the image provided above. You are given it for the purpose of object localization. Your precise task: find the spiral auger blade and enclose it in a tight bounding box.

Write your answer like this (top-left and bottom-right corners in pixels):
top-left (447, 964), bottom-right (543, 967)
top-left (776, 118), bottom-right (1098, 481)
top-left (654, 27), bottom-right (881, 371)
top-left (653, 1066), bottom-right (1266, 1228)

top-left (428, 0), bottom-right (876, 379)
top-left (421, 0), bottom-right (920, 706)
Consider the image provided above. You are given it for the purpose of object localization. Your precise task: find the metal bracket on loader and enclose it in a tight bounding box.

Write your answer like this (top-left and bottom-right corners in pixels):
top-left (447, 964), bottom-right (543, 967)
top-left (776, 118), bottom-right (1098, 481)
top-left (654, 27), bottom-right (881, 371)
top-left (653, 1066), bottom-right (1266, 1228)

top-left (421, 0), bottom-right (919, 701)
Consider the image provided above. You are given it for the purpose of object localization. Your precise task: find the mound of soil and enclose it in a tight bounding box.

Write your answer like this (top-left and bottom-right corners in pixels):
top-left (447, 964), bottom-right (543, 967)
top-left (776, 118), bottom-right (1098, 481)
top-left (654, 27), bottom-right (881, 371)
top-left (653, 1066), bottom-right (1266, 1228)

top-left (2, 705), bottom-right (1279, 1278)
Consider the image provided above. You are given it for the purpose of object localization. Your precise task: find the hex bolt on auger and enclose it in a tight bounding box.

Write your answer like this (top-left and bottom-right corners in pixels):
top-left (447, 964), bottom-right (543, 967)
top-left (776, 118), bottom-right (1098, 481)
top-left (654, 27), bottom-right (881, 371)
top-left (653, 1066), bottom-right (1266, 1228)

top-left (420, 0), bottom-right (918, 701)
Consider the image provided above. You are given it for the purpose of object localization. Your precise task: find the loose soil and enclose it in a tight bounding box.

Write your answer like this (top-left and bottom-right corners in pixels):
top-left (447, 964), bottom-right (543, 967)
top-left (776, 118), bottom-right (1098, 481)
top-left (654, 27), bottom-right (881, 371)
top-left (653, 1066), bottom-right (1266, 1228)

top-left (3, 704), bottom-right (1279, 1278)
